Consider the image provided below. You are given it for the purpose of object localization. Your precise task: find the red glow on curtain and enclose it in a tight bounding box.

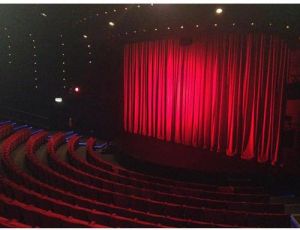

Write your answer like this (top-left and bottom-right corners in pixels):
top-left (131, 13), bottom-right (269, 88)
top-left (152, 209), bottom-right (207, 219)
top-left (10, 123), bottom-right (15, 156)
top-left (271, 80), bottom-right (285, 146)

top-left (123, 33), bottom-right (290, 164)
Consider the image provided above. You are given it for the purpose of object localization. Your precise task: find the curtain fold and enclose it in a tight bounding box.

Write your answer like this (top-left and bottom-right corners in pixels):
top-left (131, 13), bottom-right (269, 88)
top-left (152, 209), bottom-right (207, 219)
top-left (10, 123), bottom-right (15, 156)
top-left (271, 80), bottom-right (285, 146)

top-left (123, 33), bottom-right (290, 164)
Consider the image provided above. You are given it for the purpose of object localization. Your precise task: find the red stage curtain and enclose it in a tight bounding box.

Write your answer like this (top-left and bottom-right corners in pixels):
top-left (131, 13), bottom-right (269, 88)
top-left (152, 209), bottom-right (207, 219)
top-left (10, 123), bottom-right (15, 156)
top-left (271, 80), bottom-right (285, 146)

top-left (123, 33), bottom-right (290, 164)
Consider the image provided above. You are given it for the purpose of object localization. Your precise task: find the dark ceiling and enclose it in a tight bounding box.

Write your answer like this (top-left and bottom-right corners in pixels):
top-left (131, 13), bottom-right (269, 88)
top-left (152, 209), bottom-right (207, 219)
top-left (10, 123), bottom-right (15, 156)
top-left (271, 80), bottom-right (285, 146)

top-left (0, 4), bottom-right (299, 44)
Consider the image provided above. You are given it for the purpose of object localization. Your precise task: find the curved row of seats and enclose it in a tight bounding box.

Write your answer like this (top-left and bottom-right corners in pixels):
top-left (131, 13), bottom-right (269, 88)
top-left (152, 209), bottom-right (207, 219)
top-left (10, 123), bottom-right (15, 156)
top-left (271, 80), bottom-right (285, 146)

top-left (0, 123), bottom-right (291, 227)
top-left (86, 137), bottom-right (266, 194)
top-left (68, 136), bottom-right (283, 213)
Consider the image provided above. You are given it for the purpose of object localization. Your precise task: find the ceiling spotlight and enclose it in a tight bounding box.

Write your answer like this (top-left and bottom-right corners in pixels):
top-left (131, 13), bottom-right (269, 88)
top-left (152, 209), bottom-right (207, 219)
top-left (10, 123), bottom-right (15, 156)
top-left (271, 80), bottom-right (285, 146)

top-left (88, 51), bottom-right (92, 55)
top-left (214, 23), bottom-right (218, 27)
top-left (32, 40), bottom-right (35, 43)
top-left (269, 22), bottom-right (272, 26)
top-left (113, 9), bottom-right (117, 12)
top-left (29, 33), bottom-right (32, 37)
top-left (154, 28), bottom-right (158, 31)
top-left (125, 32), bottom-right (128, 35)
top-left (61, 43), bottom-right (64, 46)
top-left (109, 21), bottom-right (115, 27)
top-left (216, 8), bottom-right (223, 14)
top-left (7, 35), bottom-right (10, 38)
top-left (60, 34), bottom-right (63, 37)
top-left (63, 70), bottom-right (66, 72)
top-left (137, 5), bottom-right (140, 8)
top-left (8, 45), bottom-right (11, 49)
top-left (89, 60), bottom-right (92, 64)
top-left (232, 22), bottom-right (236, 26)
top-left (250, 22), bottom-right (254, 26)
top-left (63, 78), bottom-right (66, 81)
top-left (196, 24), bottom-right (199, 28)
top-left (62, 53), bottom-right (65, 56)
top-left (96, 13), bottom-right (99, 16)
top-left (8, 61), bottom-right (12, 64)
top-left (180, 25), bottom-right (184, 29)
top-left (41, 12), bottom-right (47, 17)
top-left (87, 44), bottom-right (91, 48)
top-left (286, 25), bottom-right (290, 29)
top-left (33, 54), bottom-right (36, 57)
top-left (35, 85), bottom-right (38, 89)
top-left (8, 53), bottom-right (11, 56)
top-left (34, 62), bottom-right (37, 65)
top-left (104, 11), bottom-right (108, 14)
top-left (63, 86), bottom-right (66, 89)
top-left (35, 78), bottom-right (38, 80)
top-left (34, 70), bottom-right (37, 73)
top-left (133, 30), bottom-right (137, 33)
top-left (33, 46), bottom-right (36, 49)
top-left (124, 7), bottom-right (128, 10)
top-left (4, 27), bottom-right (7, 30)
top-left (83, 34), bottom-right (88, 39)
top-left (62, 61), bottom-right (65, 65)
top-left (167, 26), bottom-right (171, 30)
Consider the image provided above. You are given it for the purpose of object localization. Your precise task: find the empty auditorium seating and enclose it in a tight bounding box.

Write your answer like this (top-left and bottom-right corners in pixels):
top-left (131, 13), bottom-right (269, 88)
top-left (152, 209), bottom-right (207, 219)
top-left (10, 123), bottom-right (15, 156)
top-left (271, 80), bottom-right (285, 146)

top-left (0, 121), bottom-right (291, 227)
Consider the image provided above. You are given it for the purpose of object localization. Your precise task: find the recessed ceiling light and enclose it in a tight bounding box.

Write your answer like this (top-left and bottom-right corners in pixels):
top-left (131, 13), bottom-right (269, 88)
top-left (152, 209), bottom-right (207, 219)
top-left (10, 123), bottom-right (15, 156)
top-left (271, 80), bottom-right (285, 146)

top-left (109, 21), bottom-right (115, 27)
top-left (167, 26), bottom-right (171, 30)
top-left (83, 18), bottom-right (87, 21)
top-left (124, 7), bottom-right (128, 10)
top-left (4, 27), bottom-right (7, 30)
top-left (143, 29), bottom-right (146, 32)
top-left (88, 44), bottom-right (91, 48)
top-left (250, 22), bottom-right (254, 26)
top-left (62, 53), bottom-right (65, 56)
top-left (83, 34), bottom-right (88, 39)
top-left (29, 33), bottom-right (32, 37)
top-left (96, 13), bottom-right (99, 16)
top-left (214, 23), bottom-right (218, 27)
top-left (286, 25), bottom-right (290, 29)
top-left (104, 11), bottom-right (108, 14)
top-left (216, 8), bottom-right (223, 14)
top-left (180, 25), bottom-right (184, 29)
top-left (89, 60), bottom-right (92, 64)
top-left (35, 85), bottom-right (38, 88)
top-left (133, 30), bottom-right (137, 33)
top-left (8, 53), bottom-right (11, 56)
top-left (41, 12), bottom-right (47, 17)
top-left (7, 35), bottom-right (10, 38)
top-left (137, 5), bottom-right (140, 8)
top-left (269, 22), bottom-right (272, 26)
top-left (61, 43), bottom-right (64, 46)
top-left (154, 28), bottom-right (158, 31)
top-left (32, 40), bottom-right (35, 43)
top-left (35, 78), bottom-right (38, 80)
top-left (196, 24), bottom-right (199, 28)
top-left (232, 22), bottom-right (236, 26)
